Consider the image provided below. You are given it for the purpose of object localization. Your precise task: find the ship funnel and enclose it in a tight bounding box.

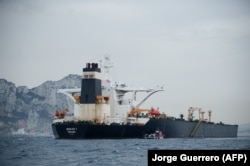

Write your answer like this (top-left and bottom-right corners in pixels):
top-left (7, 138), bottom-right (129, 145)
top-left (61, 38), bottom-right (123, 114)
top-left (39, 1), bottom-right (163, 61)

top-left (80, 62), bottom-right (102, 104)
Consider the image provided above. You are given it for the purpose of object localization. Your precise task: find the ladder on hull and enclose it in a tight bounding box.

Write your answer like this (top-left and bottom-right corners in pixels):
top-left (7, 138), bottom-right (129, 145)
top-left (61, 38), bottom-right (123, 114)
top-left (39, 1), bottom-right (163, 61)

top-left (190, 121), bottom-right (202, 137)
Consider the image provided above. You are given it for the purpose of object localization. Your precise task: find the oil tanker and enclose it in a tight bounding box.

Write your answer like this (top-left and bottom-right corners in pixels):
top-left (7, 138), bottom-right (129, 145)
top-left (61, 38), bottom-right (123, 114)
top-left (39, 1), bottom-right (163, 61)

top-left (52, 56), bottom-right (238, 139)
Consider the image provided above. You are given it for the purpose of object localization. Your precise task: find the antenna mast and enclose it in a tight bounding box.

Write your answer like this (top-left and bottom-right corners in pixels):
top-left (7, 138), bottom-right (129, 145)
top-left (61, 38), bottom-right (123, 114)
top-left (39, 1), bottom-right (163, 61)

top-left (100, 55), bottom-right (113, 79)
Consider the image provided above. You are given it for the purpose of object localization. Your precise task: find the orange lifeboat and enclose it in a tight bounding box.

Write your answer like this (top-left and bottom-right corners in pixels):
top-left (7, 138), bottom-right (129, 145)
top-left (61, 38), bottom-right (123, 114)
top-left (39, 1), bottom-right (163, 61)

top-left (151, 108), bottom-right (160, 115)
top-left (54, 109), bottom-right (69, 119)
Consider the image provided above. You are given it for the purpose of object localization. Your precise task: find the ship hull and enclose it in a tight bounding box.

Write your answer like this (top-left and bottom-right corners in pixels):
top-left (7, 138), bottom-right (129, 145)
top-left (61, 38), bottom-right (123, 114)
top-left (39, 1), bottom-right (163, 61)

top-left (52, 122), bottom-right (144, 139)
top-left (52, 119), bottom-right (238, 139)
top-left (144, 119), bottom-right (238, 138)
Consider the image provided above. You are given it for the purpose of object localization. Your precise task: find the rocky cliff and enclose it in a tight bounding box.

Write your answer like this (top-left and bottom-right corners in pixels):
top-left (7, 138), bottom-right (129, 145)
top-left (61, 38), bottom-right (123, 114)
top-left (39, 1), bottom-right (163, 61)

top-left (0, 74), bottom-right (81, 135)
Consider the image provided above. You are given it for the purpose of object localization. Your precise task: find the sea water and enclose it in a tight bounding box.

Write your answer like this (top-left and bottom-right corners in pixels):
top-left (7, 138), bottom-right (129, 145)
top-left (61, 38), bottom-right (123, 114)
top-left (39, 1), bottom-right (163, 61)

top-left (0, 135), bottom-right (249, 166)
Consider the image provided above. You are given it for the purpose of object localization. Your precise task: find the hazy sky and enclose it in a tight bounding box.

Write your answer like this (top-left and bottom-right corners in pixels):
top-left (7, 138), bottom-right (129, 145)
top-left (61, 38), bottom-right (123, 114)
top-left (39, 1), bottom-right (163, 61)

top-left (0, 0), bottom-right (249, 124)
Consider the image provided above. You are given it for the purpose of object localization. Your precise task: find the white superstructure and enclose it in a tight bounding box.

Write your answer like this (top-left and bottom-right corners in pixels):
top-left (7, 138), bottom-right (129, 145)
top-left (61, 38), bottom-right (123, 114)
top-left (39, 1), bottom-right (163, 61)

top-left (54, 56), bottom-right (164, 125)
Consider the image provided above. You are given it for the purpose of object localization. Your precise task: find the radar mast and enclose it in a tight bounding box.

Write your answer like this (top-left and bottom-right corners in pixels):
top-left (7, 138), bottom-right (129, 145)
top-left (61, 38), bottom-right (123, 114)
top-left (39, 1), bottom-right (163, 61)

top-left (100, 55), bottom-right (113, 80)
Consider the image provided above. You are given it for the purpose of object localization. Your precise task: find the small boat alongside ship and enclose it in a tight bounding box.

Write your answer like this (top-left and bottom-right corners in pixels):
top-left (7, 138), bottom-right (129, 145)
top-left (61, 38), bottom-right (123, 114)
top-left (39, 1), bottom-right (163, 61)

top-left (52, 56), bottom-right (238, 139)
top-left (144, 130), bottom-right (164, 139)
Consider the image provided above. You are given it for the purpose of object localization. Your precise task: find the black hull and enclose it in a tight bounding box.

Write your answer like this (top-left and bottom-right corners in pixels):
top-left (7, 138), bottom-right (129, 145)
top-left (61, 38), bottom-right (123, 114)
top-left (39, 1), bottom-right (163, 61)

top-left (52, 119), bottom-right (238, 139)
